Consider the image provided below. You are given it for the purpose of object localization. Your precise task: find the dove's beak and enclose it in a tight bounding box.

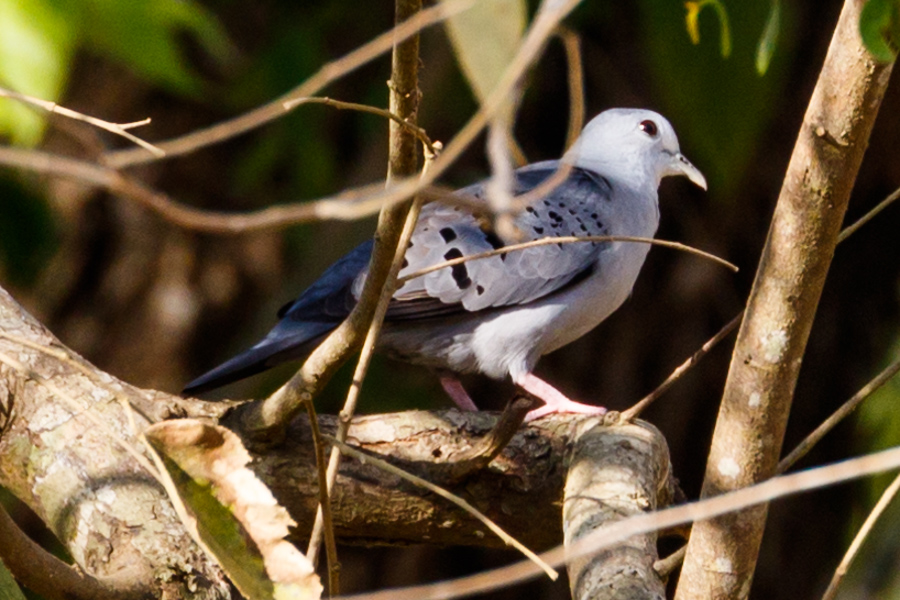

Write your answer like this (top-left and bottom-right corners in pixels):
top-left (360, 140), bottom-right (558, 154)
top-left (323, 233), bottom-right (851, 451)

top-left (669, 152), bottom-right (707, 191)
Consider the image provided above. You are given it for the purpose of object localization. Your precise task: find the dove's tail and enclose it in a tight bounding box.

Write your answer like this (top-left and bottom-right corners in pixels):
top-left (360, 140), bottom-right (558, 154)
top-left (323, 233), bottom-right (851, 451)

top-left (182, 321), bottom-right (335, 396)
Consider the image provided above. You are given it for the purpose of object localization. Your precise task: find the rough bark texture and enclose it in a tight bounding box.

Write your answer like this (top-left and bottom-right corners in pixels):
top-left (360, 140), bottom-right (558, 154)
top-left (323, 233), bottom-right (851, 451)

top-left (564, 421), bottom-right (672, 600)
top-left (676, 2), bottom-right (895, 598)
top-left (249, 409), bottom-right (579, 549)
top-left (0, 288), bottom-right (233, 599)
top-left (1, 283), bottom-right (679, 599)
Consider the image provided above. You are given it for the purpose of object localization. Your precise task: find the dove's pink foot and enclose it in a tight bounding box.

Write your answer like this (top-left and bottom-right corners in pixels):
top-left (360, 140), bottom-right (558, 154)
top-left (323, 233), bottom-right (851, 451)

top-left (516, 373), bottom-right (607, 422)
top-left (440, 376), bottom-right (479, 411)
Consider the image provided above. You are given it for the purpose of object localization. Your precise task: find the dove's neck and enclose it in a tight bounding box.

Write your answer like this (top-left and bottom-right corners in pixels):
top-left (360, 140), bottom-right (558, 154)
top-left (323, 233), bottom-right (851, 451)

top-left (563, 151), bottom-right (662, 195)
top-left (563, 154), bottom-right (662, 191)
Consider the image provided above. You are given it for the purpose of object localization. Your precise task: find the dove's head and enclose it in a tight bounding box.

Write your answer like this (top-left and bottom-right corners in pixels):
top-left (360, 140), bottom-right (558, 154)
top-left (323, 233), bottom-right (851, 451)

top-left (564, 108), bottom-right (707, 191)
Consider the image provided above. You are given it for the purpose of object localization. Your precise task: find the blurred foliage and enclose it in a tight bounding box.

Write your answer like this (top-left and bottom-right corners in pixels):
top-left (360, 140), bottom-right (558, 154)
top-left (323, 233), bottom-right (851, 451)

top-left (0, 0), bottom-right (230, 145)
top-left (0, 177), bottom-right (57, 287)
top-left (638, 0), bottom-right (792, 198)
top-left (859, 0), bottom-right (900, 62)
top-left (443, 0), bottom-right (526, 111)
top-left (0, 0), bottom-right (74, 146)
top-left (684, 0), bottom-right (732, 58)
top-left (756, 0), bottom-right (781, 75)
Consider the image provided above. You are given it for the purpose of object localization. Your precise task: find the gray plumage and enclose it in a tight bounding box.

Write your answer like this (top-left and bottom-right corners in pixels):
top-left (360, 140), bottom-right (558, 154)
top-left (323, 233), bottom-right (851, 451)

top-left (183, 108), bottom-right (706, 420)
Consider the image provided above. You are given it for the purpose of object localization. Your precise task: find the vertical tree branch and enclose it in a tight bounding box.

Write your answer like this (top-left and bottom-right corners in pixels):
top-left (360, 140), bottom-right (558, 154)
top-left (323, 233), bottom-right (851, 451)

top-left (564, 421), bottom-right (671, 600)
top-left (676, 1), bottom-right (895, 598)
top-left (238, 0), bottom-right (422, 439)
top-left (300, 0), bottom-right (423, 587)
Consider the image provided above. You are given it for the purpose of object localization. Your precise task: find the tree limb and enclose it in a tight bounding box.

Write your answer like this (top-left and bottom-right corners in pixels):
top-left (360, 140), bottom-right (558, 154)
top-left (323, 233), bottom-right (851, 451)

top-left (676, 1), bottom-right (895, 597)
top-left (0, 288), bottom-right (232, 598)
top-left (564, 421), bottom-right (672, 600)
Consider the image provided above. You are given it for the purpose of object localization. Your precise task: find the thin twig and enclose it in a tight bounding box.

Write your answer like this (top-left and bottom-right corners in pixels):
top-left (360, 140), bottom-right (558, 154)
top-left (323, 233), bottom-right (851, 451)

top-left (838, 185), bottom-right (900, 243)
top-left (0, 1), bottom-right (588, 237)
top-left (821, 472), bottom-right (900, 600)
top-left (302, 397), bottom-right (339, 594)
top-left (103, 0), bottom-right (473, 168)
top-left (623, 181), bottom-right (900, 421)
top-left (556, 25), bottom-right (585, 150)
top-left (654, 546), bottom-right (687, 579)
top-left (437, 395), bottom-right (538, 482)
top-left (777, 354), bottom-right (900, 474)
top-left (328, 436), bottom-right (558, 580)
top-left (306, 143), bottom-right (436, 571)
top-left (283, 96), bottom-right (436, 155)
top-left (621, 313), bottom-right (742, 421)
top-left (398, 235), bottom-right (738, 284)
top-left (0, 146), bottom-right (406, 231)
top-left (304, 0), bottom-right (427, 576)
top-left (341, 445), bottom-right (900, 600)
top-left (0, 86), bottom-right (164, 156)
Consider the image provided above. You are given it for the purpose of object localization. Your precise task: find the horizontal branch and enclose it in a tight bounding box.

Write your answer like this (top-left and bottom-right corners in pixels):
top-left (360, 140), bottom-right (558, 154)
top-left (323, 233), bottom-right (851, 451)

top-left (344, 445), bottom-right (900, 600)
top-left (398, 235), bottom-right (738, 283)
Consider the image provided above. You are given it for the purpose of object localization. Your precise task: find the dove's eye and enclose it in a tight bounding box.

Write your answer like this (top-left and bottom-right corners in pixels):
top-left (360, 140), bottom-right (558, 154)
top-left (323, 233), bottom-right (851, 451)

top-left (639, 120), bottom-right (659, 137)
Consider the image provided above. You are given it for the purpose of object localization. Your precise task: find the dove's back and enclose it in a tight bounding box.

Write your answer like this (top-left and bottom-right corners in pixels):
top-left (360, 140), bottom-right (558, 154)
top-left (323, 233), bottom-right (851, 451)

top-left (183, 162), bottom-right (655, 395)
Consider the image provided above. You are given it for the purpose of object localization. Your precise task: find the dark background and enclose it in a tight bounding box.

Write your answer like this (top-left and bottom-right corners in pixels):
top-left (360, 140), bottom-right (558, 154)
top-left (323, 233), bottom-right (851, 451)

top-left (1, 0), bottom-right (899, 597)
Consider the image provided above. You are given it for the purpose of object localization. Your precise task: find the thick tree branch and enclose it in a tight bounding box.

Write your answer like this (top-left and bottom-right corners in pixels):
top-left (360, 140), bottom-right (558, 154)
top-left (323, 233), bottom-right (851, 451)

top-left (0, 288), bottom-right (232, 599)
top-left (676, 1), bottom-right (895, 598)
top-left (0, 282), bottom-right (673, 596)
top-left (564, 421), bottom-right (672, 600)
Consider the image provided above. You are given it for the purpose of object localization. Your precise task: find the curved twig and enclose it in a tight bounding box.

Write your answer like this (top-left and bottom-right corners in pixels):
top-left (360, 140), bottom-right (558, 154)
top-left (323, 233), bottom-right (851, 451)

top-left (283, 96), bottom-right (437, 155)
top-left (102, 0), bottom-right (473, 168)
top-left (398, 235), bottom-right (738, 284)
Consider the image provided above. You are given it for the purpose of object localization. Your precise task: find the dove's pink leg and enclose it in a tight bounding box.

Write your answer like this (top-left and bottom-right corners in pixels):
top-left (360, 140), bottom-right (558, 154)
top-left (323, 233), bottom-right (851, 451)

top-left (516, 373), bottom-right (607, 422)
top-left (440, 376), bottom-right (479, 411)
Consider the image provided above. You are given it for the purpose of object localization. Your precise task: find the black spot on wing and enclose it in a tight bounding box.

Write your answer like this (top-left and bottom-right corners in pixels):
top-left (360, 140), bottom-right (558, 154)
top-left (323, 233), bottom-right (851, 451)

top-left (480, 229), bottom-right (507, 260)
top-left (443, 248), bottom-right (472, 290)
top-left (451, 264), bottom-right (472, 289)
top-left (444, 248), bottom-right (463, 261)
top-left (440, 227), bottom-right (457, 242)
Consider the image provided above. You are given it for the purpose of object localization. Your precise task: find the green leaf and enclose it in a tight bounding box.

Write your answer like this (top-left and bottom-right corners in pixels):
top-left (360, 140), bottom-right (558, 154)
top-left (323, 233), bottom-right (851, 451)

top-left (684, 0), bottom-right (732, 58)
top-left (58, 0), bottom-right (232, 96)
top-left (0, 0), bottom-right (75, 145)
top-left (443, 0), bottom-right (526, 114)
top-left (755, 0), bottom-right (781, 75)
top-left (641, 0), bottom-right (792, 199)
top-left (859, 0), bottom-right (900, 63)
top-left (0, 556), bottom-right (27, 600)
